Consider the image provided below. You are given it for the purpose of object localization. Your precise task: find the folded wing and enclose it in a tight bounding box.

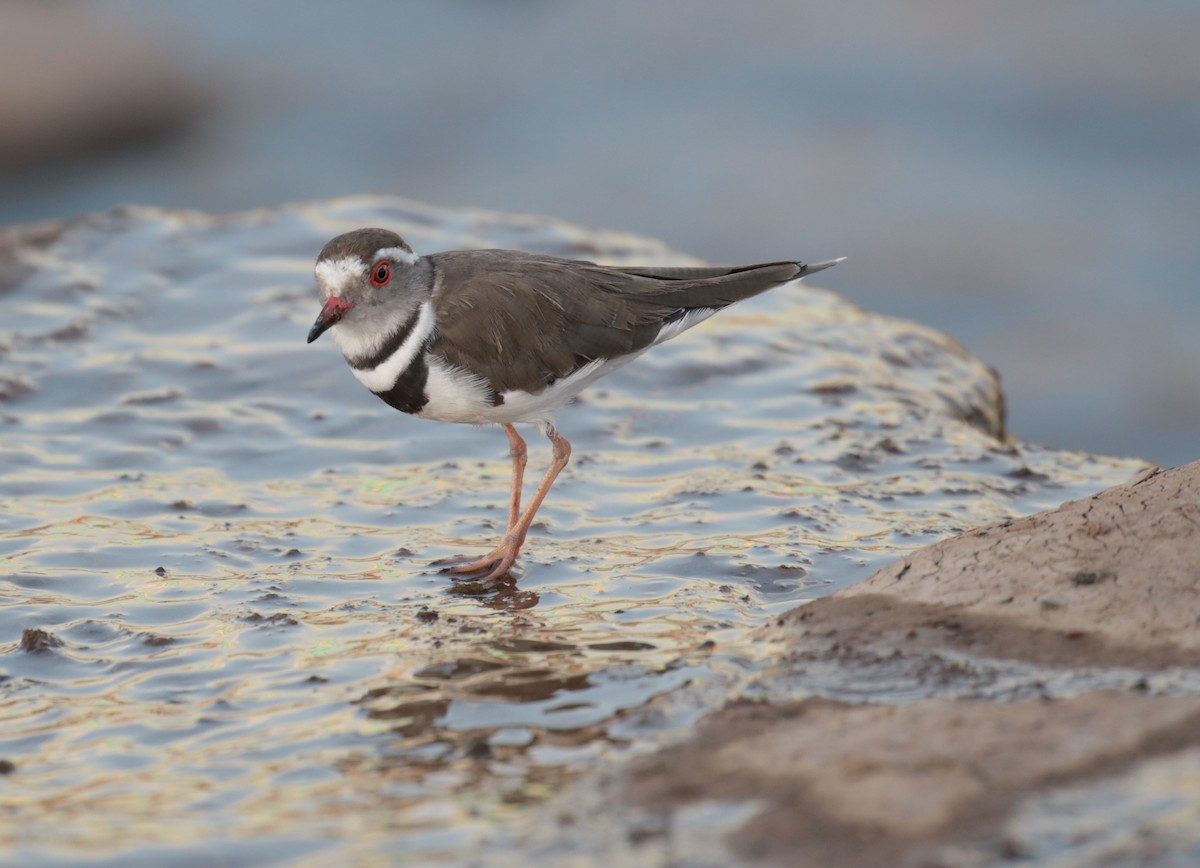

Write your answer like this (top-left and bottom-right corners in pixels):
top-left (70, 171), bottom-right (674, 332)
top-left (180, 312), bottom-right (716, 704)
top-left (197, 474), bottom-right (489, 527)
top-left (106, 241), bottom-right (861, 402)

top-left (429, 250), bottom-right (821, 394)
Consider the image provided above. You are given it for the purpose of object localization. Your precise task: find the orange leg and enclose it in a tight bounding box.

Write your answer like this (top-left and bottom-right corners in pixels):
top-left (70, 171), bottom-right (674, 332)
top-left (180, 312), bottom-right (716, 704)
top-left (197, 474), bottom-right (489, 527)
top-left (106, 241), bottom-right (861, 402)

top-left (444, 425), bottom-right (571, 582)
top-left (436, 423), bottom-right (526, 568)
top-left (500, 423), bottom-right (527, 534)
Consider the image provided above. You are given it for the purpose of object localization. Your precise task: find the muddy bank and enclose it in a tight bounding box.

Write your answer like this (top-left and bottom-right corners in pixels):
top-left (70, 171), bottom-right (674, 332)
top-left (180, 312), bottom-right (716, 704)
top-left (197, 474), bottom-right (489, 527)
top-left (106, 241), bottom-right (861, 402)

top-left (623, 693), bottom-right (1200, 868)
top-left (574, 461), bottom-right (1200, 866)
top-left (836, 463), bottom-right (1200, 658)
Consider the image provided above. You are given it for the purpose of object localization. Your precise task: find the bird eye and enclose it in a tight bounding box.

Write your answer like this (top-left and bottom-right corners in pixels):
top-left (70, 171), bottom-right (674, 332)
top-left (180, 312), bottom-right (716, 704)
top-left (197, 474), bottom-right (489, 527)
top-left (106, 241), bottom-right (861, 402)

top-left (370, 261), bottom-right (391, 286)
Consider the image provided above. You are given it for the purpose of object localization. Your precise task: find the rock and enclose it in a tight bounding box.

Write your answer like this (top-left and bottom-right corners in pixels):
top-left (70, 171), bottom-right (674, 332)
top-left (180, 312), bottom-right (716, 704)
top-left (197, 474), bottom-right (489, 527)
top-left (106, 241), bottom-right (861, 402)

top-left (621, 693), bottom-right (1200, 868)
top-left (758, 461), bottom-right (1200, 689)
top-left (837, 462), bottom-right (1200, 662)
top-left (534, 461), bottom-right (1200, 866)
top-left (18, 627), bottom-right (63, 653)
top-left (0, 4), bottom-right (206, 165)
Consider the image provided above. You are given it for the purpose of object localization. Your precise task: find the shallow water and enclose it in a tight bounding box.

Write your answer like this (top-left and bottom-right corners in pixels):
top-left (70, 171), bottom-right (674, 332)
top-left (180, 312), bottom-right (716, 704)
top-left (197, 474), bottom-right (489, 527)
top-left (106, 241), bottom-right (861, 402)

top-left (0, 197), bottom-right (1142, 862)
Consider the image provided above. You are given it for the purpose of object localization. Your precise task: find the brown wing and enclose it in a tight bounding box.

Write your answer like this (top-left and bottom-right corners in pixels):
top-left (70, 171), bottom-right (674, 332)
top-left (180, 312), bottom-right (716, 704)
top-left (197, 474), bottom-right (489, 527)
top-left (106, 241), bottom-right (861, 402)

top-left (428, 250), bottom-right (805, 393)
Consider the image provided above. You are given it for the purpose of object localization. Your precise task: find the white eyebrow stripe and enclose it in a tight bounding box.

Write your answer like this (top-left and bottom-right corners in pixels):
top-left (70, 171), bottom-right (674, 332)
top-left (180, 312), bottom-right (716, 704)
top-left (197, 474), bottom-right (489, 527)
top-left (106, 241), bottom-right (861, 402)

top-left (374, 246), bottom-right (418, 265)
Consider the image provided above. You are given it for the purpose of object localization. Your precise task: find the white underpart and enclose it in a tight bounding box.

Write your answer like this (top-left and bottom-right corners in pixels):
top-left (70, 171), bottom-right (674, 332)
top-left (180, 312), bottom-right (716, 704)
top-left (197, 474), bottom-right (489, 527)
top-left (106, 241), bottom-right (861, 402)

top-left (651, 307), bottom-right (720, 345)
top-left (344, 301), bottom-right (437, 392)
top-left (374, 246), bottom-right (418, 265)
top-left (420, 358), bottom-right (497, 422)
top-left (314, 256), bottom-right (366, 299)
top-left (421, 353), bottom-right (649, 429)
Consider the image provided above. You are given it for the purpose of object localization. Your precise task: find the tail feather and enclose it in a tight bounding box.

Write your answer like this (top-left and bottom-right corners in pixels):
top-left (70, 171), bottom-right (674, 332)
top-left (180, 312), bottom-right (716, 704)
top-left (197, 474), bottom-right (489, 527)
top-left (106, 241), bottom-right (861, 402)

top-left (616, 256), bottom-right (845, 311)
top-left (799, 257), bottom-right (847, 276)
top-left (617, 256), bottom-right (845, 283)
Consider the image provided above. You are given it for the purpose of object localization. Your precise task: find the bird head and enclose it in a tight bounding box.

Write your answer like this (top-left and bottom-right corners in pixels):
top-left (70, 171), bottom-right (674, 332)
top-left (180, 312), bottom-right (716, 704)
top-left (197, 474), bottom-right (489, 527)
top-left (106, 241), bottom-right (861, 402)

top-left (307, 228), bottom-right (423, 345)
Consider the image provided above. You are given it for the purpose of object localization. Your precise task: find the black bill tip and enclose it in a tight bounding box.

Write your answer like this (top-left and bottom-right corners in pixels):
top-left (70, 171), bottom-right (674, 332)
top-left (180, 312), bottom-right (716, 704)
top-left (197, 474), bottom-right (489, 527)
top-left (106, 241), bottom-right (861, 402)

top-left (306, 297), bottom-right (350, 343)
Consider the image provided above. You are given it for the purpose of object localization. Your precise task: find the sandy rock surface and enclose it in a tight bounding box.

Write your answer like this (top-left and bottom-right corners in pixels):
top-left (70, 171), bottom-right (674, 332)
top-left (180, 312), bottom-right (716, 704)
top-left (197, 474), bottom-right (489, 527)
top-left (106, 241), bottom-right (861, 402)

top-left (844, 462), bottom-right (1200, 659)
top-left (528, 462), bottom-right (1200, 866)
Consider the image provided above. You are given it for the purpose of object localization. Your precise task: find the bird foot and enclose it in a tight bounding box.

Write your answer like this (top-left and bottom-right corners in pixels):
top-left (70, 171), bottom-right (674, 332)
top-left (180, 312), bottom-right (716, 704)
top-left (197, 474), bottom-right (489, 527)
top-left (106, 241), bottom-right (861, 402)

top-left (434, 545), bottom-right (520, 583)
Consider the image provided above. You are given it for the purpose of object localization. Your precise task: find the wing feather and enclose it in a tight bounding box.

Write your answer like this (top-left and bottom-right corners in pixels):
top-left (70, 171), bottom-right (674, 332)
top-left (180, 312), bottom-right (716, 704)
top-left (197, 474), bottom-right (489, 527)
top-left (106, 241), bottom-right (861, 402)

top-left (428, 250), bottom-right (804, 393)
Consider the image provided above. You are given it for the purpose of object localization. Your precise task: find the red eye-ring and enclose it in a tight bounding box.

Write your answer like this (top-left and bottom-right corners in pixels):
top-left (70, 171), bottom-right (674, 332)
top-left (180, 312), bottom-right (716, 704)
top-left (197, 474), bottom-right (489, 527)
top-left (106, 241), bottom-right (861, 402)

top-left (370, 260), bottom-right (391, 287)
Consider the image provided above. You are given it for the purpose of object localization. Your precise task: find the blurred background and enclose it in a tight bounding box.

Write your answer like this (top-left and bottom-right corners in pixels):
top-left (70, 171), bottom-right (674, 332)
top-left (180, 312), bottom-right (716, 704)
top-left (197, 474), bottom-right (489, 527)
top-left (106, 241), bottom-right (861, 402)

top-left (3, 0), bottom-right (1197, 466)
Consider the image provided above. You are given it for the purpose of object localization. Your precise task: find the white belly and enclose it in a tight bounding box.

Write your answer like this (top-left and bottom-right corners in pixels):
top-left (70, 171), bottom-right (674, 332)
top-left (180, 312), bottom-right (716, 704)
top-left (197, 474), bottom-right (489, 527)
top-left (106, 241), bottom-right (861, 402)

top-left (419, 353), bottom-right (645, 428)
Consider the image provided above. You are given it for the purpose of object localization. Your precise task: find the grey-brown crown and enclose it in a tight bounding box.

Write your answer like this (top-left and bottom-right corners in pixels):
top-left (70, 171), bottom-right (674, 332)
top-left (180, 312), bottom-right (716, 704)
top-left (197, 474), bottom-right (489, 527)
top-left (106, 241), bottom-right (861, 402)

top-left (317, 228), bottom-right (414, 264)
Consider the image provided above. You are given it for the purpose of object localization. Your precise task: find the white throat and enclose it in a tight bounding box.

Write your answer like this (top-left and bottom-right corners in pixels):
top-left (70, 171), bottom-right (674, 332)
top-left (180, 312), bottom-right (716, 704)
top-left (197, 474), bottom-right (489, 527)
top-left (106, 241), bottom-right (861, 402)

top-left (338, 301), bottom-right (437, 393)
